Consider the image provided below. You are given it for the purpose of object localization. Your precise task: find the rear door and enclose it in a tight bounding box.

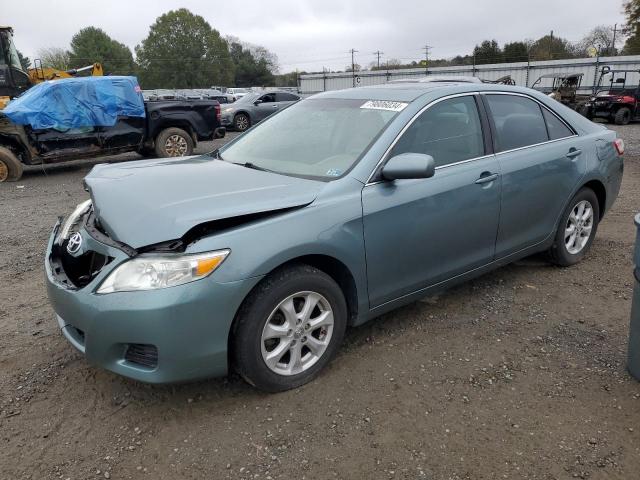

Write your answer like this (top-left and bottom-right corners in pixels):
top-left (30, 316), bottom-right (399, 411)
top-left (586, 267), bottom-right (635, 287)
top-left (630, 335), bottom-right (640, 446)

top-left (482, 93), bottom-right (587, 258)
top-left (275, 92), bottom-right (300, 108)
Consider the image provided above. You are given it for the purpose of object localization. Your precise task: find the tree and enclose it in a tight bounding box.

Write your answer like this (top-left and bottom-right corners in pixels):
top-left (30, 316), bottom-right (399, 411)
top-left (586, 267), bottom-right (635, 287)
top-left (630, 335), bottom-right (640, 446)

top-left (528, 34), bottom-right (577, 60)
top-left (37, 47), bottom-right (70, 70)
top-left (16, 50), bottom-right (30, 70)
top-left (69, 27), bottom-right (135, 75)
top-left (576, 25), bottom-right (618, 56)
top-left (135, 8), bottom-right (234, 89)
top-left (623, 0), bottom-right (640, 54)
top-left (228, 41), bottom-right (274, 87)
top-left (503, 41), bottom-right (529, 62)
top-left (473, 40), bottom-right (503, 64)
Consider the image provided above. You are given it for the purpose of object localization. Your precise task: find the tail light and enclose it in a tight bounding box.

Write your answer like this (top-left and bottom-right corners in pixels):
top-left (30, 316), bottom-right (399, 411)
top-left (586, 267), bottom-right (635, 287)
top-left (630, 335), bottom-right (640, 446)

top-left (214, 104), bottom-right (221, 123)
top-left (614, 138), bottom-right (625, 156)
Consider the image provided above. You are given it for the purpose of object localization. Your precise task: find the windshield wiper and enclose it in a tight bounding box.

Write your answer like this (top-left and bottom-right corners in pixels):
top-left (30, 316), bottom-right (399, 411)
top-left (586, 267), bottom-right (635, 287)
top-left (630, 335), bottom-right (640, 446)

top-left (231, 161), bottom-right (274, 173)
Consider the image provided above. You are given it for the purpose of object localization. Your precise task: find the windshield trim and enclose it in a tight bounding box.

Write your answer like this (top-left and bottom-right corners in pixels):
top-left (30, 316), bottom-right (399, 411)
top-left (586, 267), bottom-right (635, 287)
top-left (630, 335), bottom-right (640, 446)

top-left (215, 97), bottom-right (403, 182)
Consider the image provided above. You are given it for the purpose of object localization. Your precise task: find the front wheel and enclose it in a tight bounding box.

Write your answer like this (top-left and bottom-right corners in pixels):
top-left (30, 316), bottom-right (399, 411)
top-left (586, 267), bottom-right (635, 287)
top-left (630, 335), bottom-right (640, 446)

top-left (232, 264), bottom-right (347, 392)
top-left (234, 113), bottom-right (251, 132)
top-left (615, 107), bottom-right (632, 125)
top-left (154, 127), bottom-right (194, 158)
top-left (548, 188), bottom-right (600, 267)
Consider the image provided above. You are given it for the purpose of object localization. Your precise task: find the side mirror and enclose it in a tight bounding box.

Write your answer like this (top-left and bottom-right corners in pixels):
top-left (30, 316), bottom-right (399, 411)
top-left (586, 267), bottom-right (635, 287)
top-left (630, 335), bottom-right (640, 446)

top-left (254, 99), bottom-right (263, 105)
top-left (381, 153), bottom-right (435, 181)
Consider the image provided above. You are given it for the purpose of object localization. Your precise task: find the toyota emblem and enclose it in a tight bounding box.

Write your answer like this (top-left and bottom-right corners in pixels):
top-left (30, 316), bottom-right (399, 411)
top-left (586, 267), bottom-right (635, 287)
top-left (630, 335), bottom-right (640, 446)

top-left (66, 232), bottom-right (83, 255)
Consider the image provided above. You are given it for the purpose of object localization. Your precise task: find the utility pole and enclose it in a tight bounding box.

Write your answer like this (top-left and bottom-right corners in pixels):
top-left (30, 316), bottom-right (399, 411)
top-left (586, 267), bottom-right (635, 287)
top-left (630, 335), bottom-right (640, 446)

top-left (549, 30), bottom-right (554, 59)
top-left (349, 48), bottom-right (358, 87)
top-left (612, 23), bottom-right (618, 56)
top-left (373, 50), bottom-right (383, 69)
top-left (422, 44), bottom-right (431, 76)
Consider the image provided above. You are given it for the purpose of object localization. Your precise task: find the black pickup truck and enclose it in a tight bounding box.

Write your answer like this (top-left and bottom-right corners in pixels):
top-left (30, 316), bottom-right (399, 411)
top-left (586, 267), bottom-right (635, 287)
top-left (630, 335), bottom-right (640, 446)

top-left (0, 98), bottom-right (226, 182)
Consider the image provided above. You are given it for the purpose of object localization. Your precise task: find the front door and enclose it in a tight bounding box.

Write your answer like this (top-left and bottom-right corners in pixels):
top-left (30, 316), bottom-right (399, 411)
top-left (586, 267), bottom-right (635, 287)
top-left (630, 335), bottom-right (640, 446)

top-left (362, 95), bottom-right (502, 307)
top-left (255, 93), bottom-right (279, 122)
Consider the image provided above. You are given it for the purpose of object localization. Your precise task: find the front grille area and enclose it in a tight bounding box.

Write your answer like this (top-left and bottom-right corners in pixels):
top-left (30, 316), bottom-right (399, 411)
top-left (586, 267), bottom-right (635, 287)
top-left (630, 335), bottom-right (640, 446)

top-left (124, 344), bottom-right (158, 369)
top-left (50, 243), bottom-right (113, 289)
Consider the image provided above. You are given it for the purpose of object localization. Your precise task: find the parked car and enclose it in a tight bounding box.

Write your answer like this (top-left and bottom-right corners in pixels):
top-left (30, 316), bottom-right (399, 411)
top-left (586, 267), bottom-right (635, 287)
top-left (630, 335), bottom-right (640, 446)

top-left (220, 91), bottom-right (301, 131)
top-left (226, 87), bottom-right (251, 101)
top-left (0, 77), bottom-right (226, 182)
top-left (46, 82), bottom-right (623, 391)
top-left (580, 67), bottom-right (640, 125)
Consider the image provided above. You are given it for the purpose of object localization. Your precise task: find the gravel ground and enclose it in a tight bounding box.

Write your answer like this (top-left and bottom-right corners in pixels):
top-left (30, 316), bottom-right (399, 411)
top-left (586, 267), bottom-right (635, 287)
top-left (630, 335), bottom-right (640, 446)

top-left (1, 126), bottom-right (640, 480)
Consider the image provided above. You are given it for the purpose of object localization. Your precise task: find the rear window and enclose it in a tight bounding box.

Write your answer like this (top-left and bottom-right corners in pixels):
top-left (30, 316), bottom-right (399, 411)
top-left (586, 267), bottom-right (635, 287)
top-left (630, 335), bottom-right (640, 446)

top-left (542, 109), bottom-right (573, 140)
top-left (485, 95), bottom-right (548, 152)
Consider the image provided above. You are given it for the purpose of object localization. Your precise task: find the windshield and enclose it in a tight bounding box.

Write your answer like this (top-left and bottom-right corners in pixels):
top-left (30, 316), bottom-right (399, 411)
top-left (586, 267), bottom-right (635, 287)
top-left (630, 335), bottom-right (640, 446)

top-left (219, 98), bottom-right (400, 180)
top-left (4, 32), bottom-right (25, 72)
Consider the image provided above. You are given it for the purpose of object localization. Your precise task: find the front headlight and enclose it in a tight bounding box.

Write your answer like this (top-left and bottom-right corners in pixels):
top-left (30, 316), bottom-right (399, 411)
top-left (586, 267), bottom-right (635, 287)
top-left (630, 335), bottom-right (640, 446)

top-left (223, 107), bottom-right (234, 113)
top-left (96, 249), bottom-right (230, 294)
top-left (58, 199), bottom-right (92, 244)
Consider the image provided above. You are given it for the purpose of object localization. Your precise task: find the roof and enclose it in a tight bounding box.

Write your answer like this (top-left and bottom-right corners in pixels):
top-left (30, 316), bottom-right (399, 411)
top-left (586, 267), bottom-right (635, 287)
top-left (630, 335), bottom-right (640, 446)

top-left (311, 81), bottom-right (533, 102)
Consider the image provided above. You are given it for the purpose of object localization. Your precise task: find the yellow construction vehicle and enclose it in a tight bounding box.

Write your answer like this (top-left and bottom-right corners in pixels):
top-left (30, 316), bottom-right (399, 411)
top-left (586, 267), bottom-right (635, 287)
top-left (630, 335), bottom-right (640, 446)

top-left (0, 26), bottom-right (103, 108)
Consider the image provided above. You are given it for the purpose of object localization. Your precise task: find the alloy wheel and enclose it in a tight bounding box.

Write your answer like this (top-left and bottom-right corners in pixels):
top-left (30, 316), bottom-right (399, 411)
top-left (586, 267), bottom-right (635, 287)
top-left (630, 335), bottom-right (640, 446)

top-left (164, 134), bottom-right (188, 156)
top-left (0, 160), bottom-right (8, 182)
top-left (565, 200), bottom-right (594, 255)
top-left (235, 115), bottom-right (249, 131)
top-left (260, 291), bottom-right (334, 376)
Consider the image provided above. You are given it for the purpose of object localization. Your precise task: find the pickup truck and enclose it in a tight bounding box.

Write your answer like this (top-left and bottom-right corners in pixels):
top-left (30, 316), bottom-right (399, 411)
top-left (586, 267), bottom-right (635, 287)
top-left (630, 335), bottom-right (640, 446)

top-left (0, 78), bottom-right (226, 182)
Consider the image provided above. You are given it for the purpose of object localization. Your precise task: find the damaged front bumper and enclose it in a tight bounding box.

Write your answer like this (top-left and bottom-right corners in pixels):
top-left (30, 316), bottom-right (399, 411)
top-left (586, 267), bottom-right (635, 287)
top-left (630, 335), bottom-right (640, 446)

top-left (44, 219), bottom-right (261, 383)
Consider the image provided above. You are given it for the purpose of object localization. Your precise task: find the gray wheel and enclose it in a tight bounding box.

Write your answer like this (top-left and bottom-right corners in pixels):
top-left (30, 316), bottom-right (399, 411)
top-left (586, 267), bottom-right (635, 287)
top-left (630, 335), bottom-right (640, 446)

top-left (549, 188), bottom-right (599, 267)
top-left (261, 291), bottom-right (335, 376)
top-left (0, 146), bottom-right (23, 182)
top-left (232, 264), bottom-right (347, 392)
top-left (234, 113), bottom-right (250, 132)
top-left (154, 127), bottom-right (194, 158)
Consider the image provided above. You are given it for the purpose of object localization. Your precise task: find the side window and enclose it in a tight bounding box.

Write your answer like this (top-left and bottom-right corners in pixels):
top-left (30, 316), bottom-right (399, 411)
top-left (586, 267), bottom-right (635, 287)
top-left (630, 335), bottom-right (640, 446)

top-left (260, 93), bottom-right (276, 103)
top-left (276, 92), bottom-right (299, 102)
top-left (485, 94), bottom-right (548, 152)
top-left (542, 108), bottom-right (574, 140)
top-left (390, 96), bottom-right (485, 168)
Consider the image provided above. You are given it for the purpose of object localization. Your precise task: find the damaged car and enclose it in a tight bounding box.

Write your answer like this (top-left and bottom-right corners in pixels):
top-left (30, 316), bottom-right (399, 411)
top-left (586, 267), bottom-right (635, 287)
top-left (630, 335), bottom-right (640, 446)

top-left (46, 82), bottom-right (624, 392)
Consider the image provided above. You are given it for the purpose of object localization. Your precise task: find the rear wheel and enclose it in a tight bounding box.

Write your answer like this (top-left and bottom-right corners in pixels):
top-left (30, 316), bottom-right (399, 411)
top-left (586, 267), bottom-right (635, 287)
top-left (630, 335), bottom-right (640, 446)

top-left (154, 127), bottom-right (194, 158)
top-left (548, 188), bottom-right (600, 267)
top-left (0, 146), bottom-right (23, 182)
top-left (615, 107), bottom-right (631, 125)
top-left (234, 113), bottom-right (250, 132)
top-left (232, 264), bottom-right (347, 392)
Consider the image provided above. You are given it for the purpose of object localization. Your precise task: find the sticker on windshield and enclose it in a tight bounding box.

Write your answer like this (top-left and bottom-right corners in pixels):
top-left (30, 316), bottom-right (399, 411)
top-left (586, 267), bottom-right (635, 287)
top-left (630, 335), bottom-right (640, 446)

top-left (360, 100), bottom-right (408, 112)
top-left (326, 168), bottom-right (342, 177)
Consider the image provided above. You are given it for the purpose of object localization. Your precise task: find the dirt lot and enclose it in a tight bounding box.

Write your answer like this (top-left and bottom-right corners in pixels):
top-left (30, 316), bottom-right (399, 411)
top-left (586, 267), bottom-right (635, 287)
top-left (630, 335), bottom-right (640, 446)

top-left (1, 126), bottom-right (640, 480)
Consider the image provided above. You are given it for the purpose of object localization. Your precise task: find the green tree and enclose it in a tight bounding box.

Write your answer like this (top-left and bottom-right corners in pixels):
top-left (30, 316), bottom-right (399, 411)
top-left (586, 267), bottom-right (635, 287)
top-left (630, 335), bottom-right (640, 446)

top-left (37, 47), bottom-right (70, 70)
top-left (503, 41), bottom-right (529, 62)
top-left (69, 27), bottom-right (135, 75)
top-left (623, 0), bottom-right (640, 54)
top-left (16, 50), bottom-right (30, 70)
top-left (228, 41), bottom-right (274, 87)
top-left (473, 40), bottom-right (503, 64)
top-left (528, 34), bottom-right (576, 60)
top-left (135, 8), bottom-right (234, 89)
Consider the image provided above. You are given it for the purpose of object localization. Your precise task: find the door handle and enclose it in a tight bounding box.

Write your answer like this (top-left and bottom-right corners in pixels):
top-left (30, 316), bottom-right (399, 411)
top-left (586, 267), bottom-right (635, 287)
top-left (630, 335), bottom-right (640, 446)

top-left (566, 148), bottom-right (582, 159)
top-left (475, 173), bottom-right (499, 185)
top-left (273, 105), bottom-right (279, 108)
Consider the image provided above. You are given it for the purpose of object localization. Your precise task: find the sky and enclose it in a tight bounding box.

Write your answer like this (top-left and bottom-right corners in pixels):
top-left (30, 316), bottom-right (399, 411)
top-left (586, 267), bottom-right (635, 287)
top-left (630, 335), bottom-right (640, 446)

top-left (3, 0), bottom-right (628, 73)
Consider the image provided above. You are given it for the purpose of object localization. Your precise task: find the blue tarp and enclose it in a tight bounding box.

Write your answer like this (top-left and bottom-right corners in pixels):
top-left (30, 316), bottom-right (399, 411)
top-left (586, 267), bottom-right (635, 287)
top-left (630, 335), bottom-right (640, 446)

top-left (3, 76), bottom-right (145, 131)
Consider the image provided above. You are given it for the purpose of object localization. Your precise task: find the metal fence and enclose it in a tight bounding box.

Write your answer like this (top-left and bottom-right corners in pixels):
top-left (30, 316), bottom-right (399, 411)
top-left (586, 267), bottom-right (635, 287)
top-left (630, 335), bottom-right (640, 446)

top-left (299, 55), bottom-right (640, 94)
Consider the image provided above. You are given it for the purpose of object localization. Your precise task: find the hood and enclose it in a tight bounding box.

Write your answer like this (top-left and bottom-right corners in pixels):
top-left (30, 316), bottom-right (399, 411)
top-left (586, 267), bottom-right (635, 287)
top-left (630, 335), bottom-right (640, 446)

top-left (85, 156), bottom-right (324, 249)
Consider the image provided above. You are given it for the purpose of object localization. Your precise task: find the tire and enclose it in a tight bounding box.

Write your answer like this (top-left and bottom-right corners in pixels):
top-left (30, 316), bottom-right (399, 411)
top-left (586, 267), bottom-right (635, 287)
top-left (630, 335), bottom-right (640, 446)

top-left (0, 146), bottom-right (23, 182)
top-left (154, 127), bottom-right (194, 158)
top-left (615, 107), bottom-right (631, 125)
top-left (234, 113), bottom-right (251, 132)
top-left (232, 264), bottom-right (348, 392)
top-left (548, 188), bottom-right (600, 267)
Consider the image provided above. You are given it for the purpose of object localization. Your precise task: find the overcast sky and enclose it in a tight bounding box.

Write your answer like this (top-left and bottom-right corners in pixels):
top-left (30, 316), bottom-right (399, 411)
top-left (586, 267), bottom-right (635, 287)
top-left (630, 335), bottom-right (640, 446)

top-left (4, 0), bottom-right (628, 73)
